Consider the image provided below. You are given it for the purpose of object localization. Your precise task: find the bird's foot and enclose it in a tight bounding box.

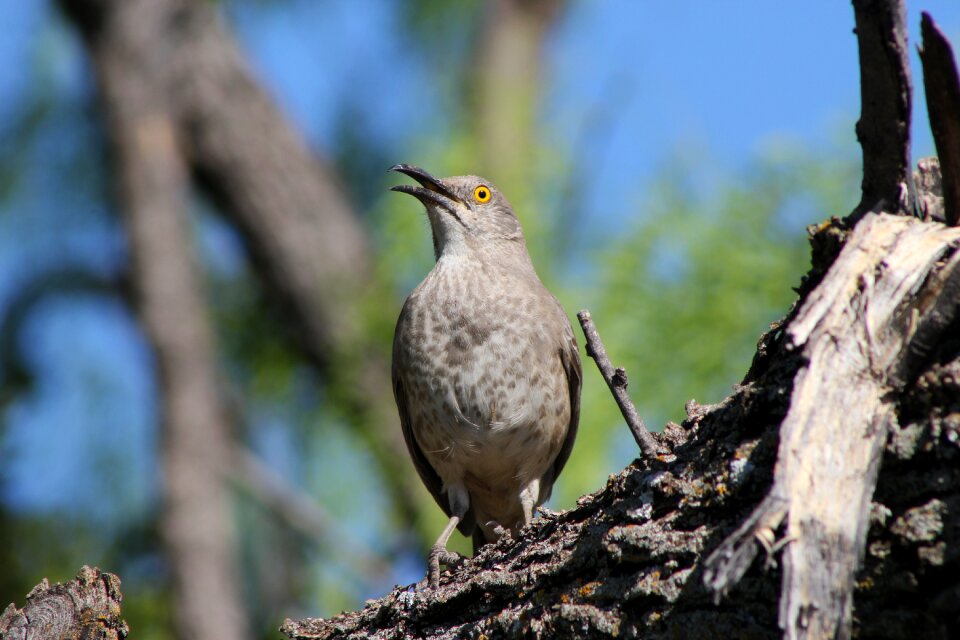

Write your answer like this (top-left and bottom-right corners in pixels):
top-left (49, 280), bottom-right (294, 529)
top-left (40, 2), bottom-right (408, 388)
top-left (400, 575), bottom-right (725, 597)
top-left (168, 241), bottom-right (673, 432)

top-left (426, 544), bottom-right (466, 588)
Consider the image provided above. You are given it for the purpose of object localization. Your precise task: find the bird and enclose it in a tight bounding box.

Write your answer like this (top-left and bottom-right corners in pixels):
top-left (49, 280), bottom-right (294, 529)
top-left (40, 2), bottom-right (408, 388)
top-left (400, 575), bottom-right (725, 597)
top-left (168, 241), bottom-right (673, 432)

top-left (389, 164), bottom-right (581, 587)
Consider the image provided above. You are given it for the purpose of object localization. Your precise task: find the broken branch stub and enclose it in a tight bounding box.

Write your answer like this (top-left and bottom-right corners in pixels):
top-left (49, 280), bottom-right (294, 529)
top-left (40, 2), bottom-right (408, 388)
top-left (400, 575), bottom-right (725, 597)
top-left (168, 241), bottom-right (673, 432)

top-left (0, 566), bottom-right (128, 640)
top-left (919, 12), bottom-right (960, 226)
top-left (851, 0), bottom-right (914, 219)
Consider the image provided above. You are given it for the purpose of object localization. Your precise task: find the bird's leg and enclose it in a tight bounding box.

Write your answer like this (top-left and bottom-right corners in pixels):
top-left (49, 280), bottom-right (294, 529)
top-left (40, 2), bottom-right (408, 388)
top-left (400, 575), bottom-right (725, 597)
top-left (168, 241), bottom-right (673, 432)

top-left (487, 479), bottom-right (541, 543)
top-left (520, 479), bottom-right (540, 526)
top-left (427, 514), bottom-right (465, 588)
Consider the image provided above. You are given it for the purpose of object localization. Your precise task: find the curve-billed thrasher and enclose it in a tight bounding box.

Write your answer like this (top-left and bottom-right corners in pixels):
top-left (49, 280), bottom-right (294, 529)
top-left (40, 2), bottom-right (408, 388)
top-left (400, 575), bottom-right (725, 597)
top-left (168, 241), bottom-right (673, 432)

top-left (390, 164), bottom-right (581, 587)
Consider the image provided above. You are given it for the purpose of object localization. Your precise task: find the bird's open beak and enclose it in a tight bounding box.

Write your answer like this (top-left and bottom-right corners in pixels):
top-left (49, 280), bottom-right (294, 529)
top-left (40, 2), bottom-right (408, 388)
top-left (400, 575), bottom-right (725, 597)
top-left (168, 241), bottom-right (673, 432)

top-left (390, 164), bottom-right (463, 210)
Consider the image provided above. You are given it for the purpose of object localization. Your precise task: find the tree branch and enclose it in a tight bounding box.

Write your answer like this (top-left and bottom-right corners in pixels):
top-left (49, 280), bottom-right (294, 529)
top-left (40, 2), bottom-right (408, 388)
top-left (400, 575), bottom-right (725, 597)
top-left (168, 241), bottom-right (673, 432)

top-left (920, 12), bottom-right (960, 226)
top-left (577, 309), bottom-right (660, 459)
top-left (851, 0), bottom-right (914, 219)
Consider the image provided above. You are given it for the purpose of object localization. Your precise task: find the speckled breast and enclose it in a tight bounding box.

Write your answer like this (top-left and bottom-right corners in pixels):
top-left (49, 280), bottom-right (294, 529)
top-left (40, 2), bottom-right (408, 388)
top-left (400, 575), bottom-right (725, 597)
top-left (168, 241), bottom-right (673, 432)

top-left (394, 268), bottom-right (571, 491)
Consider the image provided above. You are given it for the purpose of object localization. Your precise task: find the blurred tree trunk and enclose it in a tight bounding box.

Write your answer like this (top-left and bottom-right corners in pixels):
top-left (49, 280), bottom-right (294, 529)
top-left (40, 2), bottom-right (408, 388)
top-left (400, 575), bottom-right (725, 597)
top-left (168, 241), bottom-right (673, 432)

top-left (58, 0), bottom-right (430, 632)
top-left (56, 2), bottom-right (252, 638)
top-left (58, 0), bottom-right (425, 538)
top-left (472, 0), bottom-right (564, 190)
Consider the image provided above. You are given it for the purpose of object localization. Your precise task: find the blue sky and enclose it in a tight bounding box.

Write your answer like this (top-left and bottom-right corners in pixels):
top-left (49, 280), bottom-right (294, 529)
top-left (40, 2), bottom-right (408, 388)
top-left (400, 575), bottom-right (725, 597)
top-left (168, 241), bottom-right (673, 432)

top-left (0, 0), bottom-right (959, 569)
top-left (4, 1), bottom-right (959, 220)
top-left (221, 1), bottom-right (960, 227)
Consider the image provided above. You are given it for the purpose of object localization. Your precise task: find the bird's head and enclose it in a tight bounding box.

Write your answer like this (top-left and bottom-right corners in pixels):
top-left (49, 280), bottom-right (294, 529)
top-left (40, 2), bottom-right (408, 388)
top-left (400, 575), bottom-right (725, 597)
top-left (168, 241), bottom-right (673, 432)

top-left (390, 164), bottom-right (525, 260)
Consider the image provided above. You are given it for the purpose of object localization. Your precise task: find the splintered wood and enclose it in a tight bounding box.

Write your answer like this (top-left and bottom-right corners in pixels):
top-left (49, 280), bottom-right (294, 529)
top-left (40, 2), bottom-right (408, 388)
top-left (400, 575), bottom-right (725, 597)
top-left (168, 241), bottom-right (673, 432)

top-left (705, 213), bottom-right (960, 640)
top-left (0, 566), bottom-right (128, 639)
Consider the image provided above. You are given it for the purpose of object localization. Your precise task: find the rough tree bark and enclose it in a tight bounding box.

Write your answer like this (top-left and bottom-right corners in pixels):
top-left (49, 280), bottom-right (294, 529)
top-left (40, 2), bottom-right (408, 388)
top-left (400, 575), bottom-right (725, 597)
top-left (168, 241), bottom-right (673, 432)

top-left (282, 2), bottom-right (960, 639)
top-left (704, 212), bottom-right (960, 639)
top-left (850, 0), bottom-right (914, 219)
top-left (0, 567), bottom-right (128, 640)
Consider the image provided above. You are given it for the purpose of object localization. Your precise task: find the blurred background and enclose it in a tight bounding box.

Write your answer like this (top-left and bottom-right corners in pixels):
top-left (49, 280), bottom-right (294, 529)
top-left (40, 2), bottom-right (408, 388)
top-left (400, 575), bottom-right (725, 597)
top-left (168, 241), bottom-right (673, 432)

top-left (0, 1), bottom-right (957, 638)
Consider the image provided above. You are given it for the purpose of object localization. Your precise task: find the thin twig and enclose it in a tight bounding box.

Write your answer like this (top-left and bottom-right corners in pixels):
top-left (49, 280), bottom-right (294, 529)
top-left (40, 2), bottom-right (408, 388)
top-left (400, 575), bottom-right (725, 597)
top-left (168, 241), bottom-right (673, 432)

top-left (576, 309), bottom-right (659, 458)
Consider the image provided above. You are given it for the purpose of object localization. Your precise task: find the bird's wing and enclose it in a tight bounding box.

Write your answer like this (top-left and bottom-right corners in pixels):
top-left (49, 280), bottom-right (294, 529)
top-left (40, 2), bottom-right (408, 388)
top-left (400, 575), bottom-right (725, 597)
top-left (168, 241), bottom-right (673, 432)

top-left (392, 352), bottom-right (476, 537)
top-left (544, 325), bottom-right (582, 492)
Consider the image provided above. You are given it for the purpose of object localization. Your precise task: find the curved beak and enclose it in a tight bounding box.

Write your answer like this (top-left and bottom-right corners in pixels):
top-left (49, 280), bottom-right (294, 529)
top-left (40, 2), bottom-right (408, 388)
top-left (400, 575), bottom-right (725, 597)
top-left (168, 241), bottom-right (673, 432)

top-left (389, 164), bottom-right (463, 210)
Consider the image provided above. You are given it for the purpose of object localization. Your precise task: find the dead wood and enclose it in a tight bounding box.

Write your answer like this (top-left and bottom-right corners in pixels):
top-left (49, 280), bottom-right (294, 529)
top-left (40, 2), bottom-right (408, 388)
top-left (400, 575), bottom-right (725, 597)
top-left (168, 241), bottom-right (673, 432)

top-left (851, 0), bottom-right (914, 219)
top-left (920, 13), bottom-right (960, 226)
top-left (704, 213), bottom-right (960, 640)
top-left (0, 566), bottom-right (128, 640)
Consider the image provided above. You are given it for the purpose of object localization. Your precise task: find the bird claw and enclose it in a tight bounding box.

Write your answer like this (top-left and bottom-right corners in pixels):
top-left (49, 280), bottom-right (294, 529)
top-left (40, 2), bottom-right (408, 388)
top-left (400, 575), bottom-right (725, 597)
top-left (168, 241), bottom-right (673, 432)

top-left (426, 545), bottom-right (466, 588)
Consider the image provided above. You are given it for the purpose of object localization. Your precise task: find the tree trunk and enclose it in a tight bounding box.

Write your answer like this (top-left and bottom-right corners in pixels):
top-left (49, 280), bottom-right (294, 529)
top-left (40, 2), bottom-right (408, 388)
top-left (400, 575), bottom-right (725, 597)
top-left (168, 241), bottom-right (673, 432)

top-left (60, 3), bottom-right (253, 637)
top-left (58, 0), bottom-right (425, 530)
top-left (704, 211), bottom-right (960, 639)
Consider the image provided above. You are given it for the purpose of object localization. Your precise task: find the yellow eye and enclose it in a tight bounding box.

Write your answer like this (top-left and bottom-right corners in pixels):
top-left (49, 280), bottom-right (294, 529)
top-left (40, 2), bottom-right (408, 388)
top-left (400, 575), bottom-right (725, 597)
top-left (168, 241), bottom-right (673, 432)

top-left (473, 185), bottom-right (491, 203)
